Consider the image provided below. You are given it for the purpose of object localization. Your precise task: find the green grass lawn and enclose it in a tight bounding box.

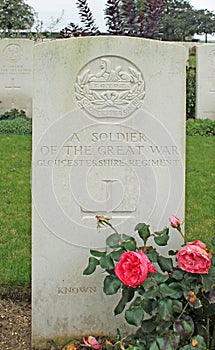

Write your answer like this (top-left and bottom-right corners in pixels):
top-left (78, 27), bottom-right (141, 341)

top-left (0, 135), bottom-right (31, 288)
top-left (185, 136), bottom-right (215, 249)
top-left (0, 134), bottom-right (214, 288)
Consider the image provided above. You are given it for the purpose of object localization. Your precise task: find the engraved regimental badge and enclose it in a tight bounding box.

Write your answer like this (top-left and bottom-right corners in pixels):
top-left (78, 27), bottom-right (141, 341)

top-left (75, 56), bottom-right (145, 119)
top-left (3, 44), bottom-right (23, 62)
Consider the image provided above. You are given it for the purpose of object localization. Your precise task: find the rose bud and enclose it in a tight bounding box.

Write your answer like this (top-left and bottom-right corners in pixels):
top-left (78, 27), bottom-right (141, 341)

top-left (169, 215), bottom-right (181, 228)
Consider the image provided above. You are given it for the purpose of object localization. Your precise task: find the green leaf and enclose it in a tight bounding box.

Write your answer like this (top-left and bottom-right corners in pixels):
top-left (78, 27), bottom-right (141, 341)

top-left (168, 250), bottom-right (178, 256)
top-left (156, 321), bottom-right (172, 334)
top-left (144, 286), bottom-right (159, 299)
top-left (114, 297), bottom-right (128, 316)
top-left (149, 341), bottom-right (159, 350)
top-left (121, 237), bottom-right (137, 251)
top-left (212, 254), bottom-right (215, 266)
top-left (100, 254), bottom-right (114, 270)
top-left (83, 257), bottom-right (99, 275)
top-left (90, 249), bottom-right (106, 257)
top-left (173, 300), bottom-right (183, 313)
top-left (172, 269), bottom-right (185, 281)
top-left (154, 228), bottom-right (169, 246)
top-left (142, 277), bottom-right (155, 290)
top-left (154, 234), bottom-right (169, 246)
top-left (153, 272), bottom-right (169, 284)
top-left (125, 306), bottom-right (144, 326)
top-left (202, 296), bottom-right (215, 316)
top-left (212, 236), bottom-right (215, 246)
top-left (168, 282), bottom-right (184, 298)
top-left (114, 286), bottom-right (135, 315)
top-left (154, 338), bottom-right (165, 350)
top-left (183, 272), bottom-right (199, 286)
top-left (129, 296), bottom-right (142, 308)
top-left (135, 223), bottom-right (151, 245)
top-left (159, 283), bottom-right (178, 298)
top-left (158, 299), bottom-right (173, 321)
top-left (189, 335), bottom-right (207, 349)
top-left (116, 328), bottom-right (121, 341)
top-left (156, 335), bottom-right (180, 349)
top-left (103, 275), bottom-right (121, 295)
top-left (112, 344), bottom-right (121, 350)
top-left (123, 286), bottom-right (135, 302)
top-left (141, 298), bottom-right (154, 314)
top-left (174, 317), bottom-right (194, 339)
top-left (155, 228), bottom-right (169, 236)
top-left (110, 249), bottom-right (125, 261)
top-left (202, 266), bottom-right (215, 292)
top-left (106, 233), bottom-right (121, 248)
top-left (122, 233), bottom-right (134, 240)
top-left (204, 284), bottom-right (215, 309)
top-left (145, 247), bottom-right (159, 262)
top-left (141, 316), bottom-right (157, 333)
top-left (157, 256), bottom-right (173, 272)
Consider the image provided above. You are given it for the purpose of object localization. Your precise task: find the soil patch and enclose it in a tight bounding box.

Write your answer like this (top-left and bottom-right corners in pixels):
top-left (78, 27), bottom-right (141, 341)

top-left (0, 288), bottom-right (31, 350)
top-left (0, 288), bottom-right (112, 350)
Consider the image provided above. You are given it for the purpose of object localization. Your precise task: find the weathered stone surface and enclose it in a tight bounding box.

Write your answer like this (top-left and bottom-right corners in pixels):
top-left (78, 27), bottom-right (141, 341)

top-left (0, 39), bottom-right (33, 117)
top-left (196, 44), bottom-right (215, 120)
top-left (32, 37), bottom-right (186, 347)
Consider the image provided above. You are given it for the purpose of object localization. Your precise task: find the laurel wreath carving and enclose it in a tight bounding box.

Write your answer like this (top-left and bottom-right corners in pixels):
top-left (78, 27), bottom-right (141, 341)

top-left (75, 65), bottom-right (145, 110)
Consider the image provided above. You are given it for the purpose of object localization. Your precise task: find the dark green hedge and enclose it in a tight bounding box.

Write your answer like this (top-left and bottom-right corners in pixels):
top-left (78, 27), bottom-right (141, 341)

top-left (0, 109), bottom-right (32, 134)
top-left (0, 108), bottom-right (27, 121)
top-left (1, 110), bottom-right (214, 137)
top-left (186, 67), bottom-right (196, 119)
top-left (0, 117), bottom-right (32, 134)
top-left (186, 119), bottom-right (215, 136)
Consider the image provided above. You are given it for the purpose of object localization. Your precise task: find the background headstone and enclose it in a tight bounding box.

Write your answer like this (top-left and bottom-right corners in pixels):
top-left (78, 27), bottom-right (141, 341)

top-left (0, 39), bottom-right (33, 117)
top-left (196, 44), bottom-right (215, 120)
top-left (32, 37), bottom-right (186, 348)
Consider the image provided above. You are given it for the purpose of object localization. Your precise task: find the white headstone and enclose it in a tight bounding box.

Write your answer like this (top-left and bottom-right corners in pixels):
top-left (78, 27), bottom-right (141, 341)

top-left (0, 39), bottom-right (33, 117)
top-left (196, 44), bottom-right (215, 120)
top-left (32, 37), bottom-right (186, 348)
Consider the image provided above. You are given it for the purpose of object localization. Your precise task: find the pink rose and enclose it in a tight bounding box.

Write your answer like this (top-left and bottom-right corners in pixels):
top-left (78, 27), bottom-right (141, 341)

top-left (83, 336), bottom-right (102, 349)
top-left (176, 240), bottom-right (212, 274)
top-left (169, 215), bottom-right (181, 228)
top-left (115, 251), bottom-right (156, 288)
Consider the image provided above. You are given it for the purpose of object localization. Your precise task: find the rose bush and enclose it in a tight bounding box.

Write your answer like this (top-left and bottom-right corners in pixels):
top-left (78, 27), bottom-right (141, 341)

top-left (84, 216), bottom-right (215, 350)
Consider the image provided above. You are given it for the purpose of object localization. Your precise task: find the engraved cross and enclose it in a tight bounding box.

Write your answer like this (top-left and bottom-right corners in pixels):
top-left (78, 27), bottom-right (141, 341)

top-left (5, 78), bottom-right (21, 107)
top-left (80, 179), bottom-right (136, 221)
